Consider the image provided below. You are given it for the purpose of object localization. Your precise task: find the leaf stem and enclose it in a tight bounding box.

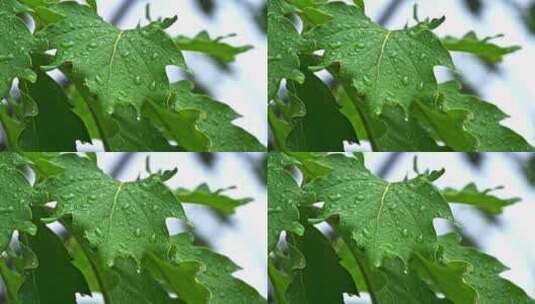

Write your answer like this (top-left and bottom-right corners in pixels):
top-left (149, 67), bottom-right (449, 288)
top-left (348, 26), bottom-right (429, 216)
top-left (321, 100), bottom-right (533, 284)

top-left (64, 222), bottom-right (112, 304)
top-left (86, 103), bottom-right (111, 151)
top-left (341, 83), bottom-right (380, 151)
top-left (330, 223), bottom-right (379, 304)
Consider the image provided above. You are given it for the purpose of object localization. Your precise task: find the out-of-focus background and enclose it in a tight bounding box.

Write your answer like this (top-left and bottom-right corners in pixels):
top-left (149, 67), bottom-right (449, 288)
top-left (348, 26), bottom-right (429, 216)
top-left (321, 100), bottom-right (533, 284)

top-left (337, 0), bottom-right (535, 151)
top-left (93, 0), bottom-right (268, 148)
top-left (344, 152), bottom-right (535, 303)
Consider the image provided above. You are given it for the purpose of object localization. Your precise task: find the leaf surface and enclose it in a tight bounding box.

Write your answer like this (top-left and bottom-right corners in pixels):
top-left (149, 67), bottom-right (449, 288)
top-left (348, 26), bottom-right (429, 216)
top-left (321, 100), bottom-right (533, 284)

top-left (442, 183), bottom-right (519, 214)
top-left (268, 153), bottom-right (306, 251)
top-left (304, 154), bottom-right (453, 266)
top-left (306, 2), bottom-right (453, 115)
top-left (37, 154), bottom-right (186, 266)
top-left (0, 153), bottom-right (36, 252)
top-left (176, 31), bottom-right (252, 62)
top-left (0, 0), bottom-right (39, 96)
top-left (39, 2), bottom-right (186, 113)
top-left (176, 183), bottom-right (252, 215)
top-left (442, 31), bottom-right (520, 63)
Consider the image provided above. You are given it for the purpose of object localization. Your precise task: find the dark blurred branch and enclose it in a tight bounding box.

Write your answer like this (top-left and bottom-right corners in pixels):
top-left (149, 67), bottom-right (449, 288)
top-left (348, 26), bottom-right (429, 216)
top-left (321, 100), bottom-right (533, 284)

top-left (377, 0), bottom-right (405, 26)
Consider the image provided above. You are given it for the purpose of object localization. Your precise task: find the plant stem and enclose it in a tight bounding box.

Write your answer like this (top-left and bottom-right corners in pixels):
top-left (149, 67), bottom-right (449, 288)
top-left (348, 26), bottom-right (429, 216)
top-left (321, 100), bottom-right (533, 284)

top-left (341, 83), bottom-right (379, 151)
top-left (330, 223), bottom-right (379, 304)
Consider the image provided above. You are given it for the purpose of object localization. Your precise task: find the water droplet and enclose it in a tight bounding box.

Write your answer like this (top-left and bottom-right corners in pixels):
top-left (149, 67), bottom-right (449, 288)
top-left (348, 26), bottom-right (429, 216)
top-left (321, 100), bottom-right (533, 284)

top-left (328, 193), bottom-right (342, 201)
top-left (95, 228), bottom-right (102, 237)
top-left (150, 234), bottom-right (157, 242)
top-left (416, 234), bottom-right (424, 242)
top-left (363, 228), bottom-right (370, 237)
top-left (355, 195), bottom-right (365, 202)
top-left (122, 203), bottom-right (130, 210)
top-left (402, 76), bottom-right (409, 86)
top-left (363, 76), bottom-right (371, 86)
top-left (88, 42), bottom-right (98, 49)
top-left (329, 41), bottom-right (342, 49)
top-left (420, 53), bottom-right (426, 60)
top-left (402, 229), bottom-right (409, 237)
top-left (420, 205), bottom-right (426, 211)
top-left (134, 228), bottom-right (141, 237)
top-left (152, 52), bottom-right (158, 59)
top-left (152, 205), bottom-right (159, 211)
top-left (354, 42), bottom-right (365, 50)
top-left (61, 41), bottom-right (75, 48)
top-left (134, 76), bottom-right (142, 85)
top-left (89, 195), bottom-right (97, 201)
top-left (0, 54), bottom-right (15, 61)
top-left (418, 82), bottom-right (424, 89)
top-left (150, 81), bottom-right (156, 90)
top-left (121, 50), bottom-right (130, 58)
top-left (95, 75), bottom-right (104, 85)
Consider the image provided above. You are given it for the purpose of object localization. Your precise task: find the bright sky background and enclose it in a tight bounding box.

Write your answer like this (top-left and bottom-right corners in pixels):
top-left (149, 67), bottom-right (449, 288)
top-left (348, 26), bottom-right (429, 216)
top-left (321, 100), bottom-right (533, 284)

top-left (345, 0), bottom-right (535, 151)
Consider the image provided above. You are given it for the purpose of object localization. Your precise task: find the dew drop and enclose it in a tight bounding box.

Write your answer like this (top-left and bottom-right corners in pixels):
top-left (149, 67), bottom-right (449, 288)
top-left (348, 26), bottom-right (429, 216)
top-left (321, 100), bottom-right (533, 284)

top-left (121, 50), bottom-right (130, 58)
top-left (418, 82), bottom-right (424, 89)
top-left (150, 234), bottom-right (157, 242)
top-left (150, 81), bottom-right (156, 90)
top-left (152, 52), bottom-right (158, 59)
top-left (0, 54), bottom-right (15, 61)
top-left (95, 75), bottom-right (104, 85)
top-left (329, 41), bottom-right (342, 49)
top-left (416, 234), bottom-right (424, 242)
top-left (402, 229), bottom-right (409, 237)
top-left (328, 193), bottom-right (342, 201)
top-left (88, 42), bottom-right (98, 49)
top-left (402, 76), bottom-right (409, 86)
top-left (134, 228), bottom-right (141, 237)
top-left (134, 76), bottom-right (142, 85)
top-left (355, 195), bottom-right (365, 202)
top-left (61, 41), bottom-right (75, 48)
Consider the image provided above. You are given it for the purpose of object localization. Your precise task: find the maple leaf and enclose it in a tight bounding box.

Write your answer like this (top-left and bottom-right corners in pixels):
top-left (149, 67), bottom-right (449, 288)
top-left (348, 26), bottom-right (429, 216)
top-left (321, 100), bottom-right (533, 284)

top-left (38, 1), bottom-right (186, 114)
top-left (268, 153), bottom-right (307, 251)
top-left (286, 225), bottom-right (357, 304)
top-left (304, 153), bottom-right (453, 266)
top-left (305, 1), bottom-right (453, 115)
top-left (168, 233), bottom-right (266, 304)
top-left (175, 183), bottom-right (252, 215)
top-left (0, 0), bottom-right (40, 97)
top-left (176, 31), bottom-right (253, 62)
top-left (415, 81), bottom-right (534, 151)
top-left (0, 153), bottom-right (36, 252)
top-left (268, 0), bottom-right (310, 101)
top-left (36, 154), bottom-right (186, 266)
top-left (442, 31), bottom-right (521, 63)
top-left (18, 223), bottom-right (90, 304)
top-left (442, 183), bottom-right (520, 214)
top-left (417, 233), bottom-right (535, 304)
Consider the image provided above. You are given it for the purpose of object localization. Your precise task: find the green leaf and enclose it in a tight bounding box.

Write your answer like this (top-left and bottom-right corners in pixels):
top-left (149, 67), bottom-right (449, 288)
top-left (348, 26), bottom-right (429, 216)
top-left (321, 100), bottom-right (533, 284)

top-left (18, 223), bottom-right (90, 304)
top-left (36, 154), bottom-right (186, 266)
top-left (175, 183), bottom-right (252, 215)
top-left (0, 256), bottom-right (24, 304)
top-left (17, 69), bottom-right (91, 151)
top-left (165, 81), bottom-right (265, 151)
top-left (284, 72), bottom-right (357, 151)
top-left (268, 153), bottom-right (306, 251)
top-left (268, 0), bottom-right (309, 101)
top-left (38, 1), bottom-right (186, 114)
top-left (0, 0), bottom-right (39, 96)
top-left (442, 183), bottom-right (519, 214)
top-left (286, 225), bottom-right (357, 304)
top-left (304, 154), bottom-right (453, 266)
top-left (145, 252), bottom-right (210, 303)
top-left (0, 153), bottom-right (36, 252)
top-left (176, 31), bottom-right (253, 62)
top-left (415, 81), bottom-right (534, 151)
top-left (373, 258), bottom-right (449, 304)
top-left (170, 233), bottom-right (266, 304)
top-left (105, 105), bottom-right (176, 151)
top-left (306, 2), bottom-right (453, 115)
top-left (442, 31), bottom-right (520, 63)
top-left (419, 233), bottom-right (535, 304)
